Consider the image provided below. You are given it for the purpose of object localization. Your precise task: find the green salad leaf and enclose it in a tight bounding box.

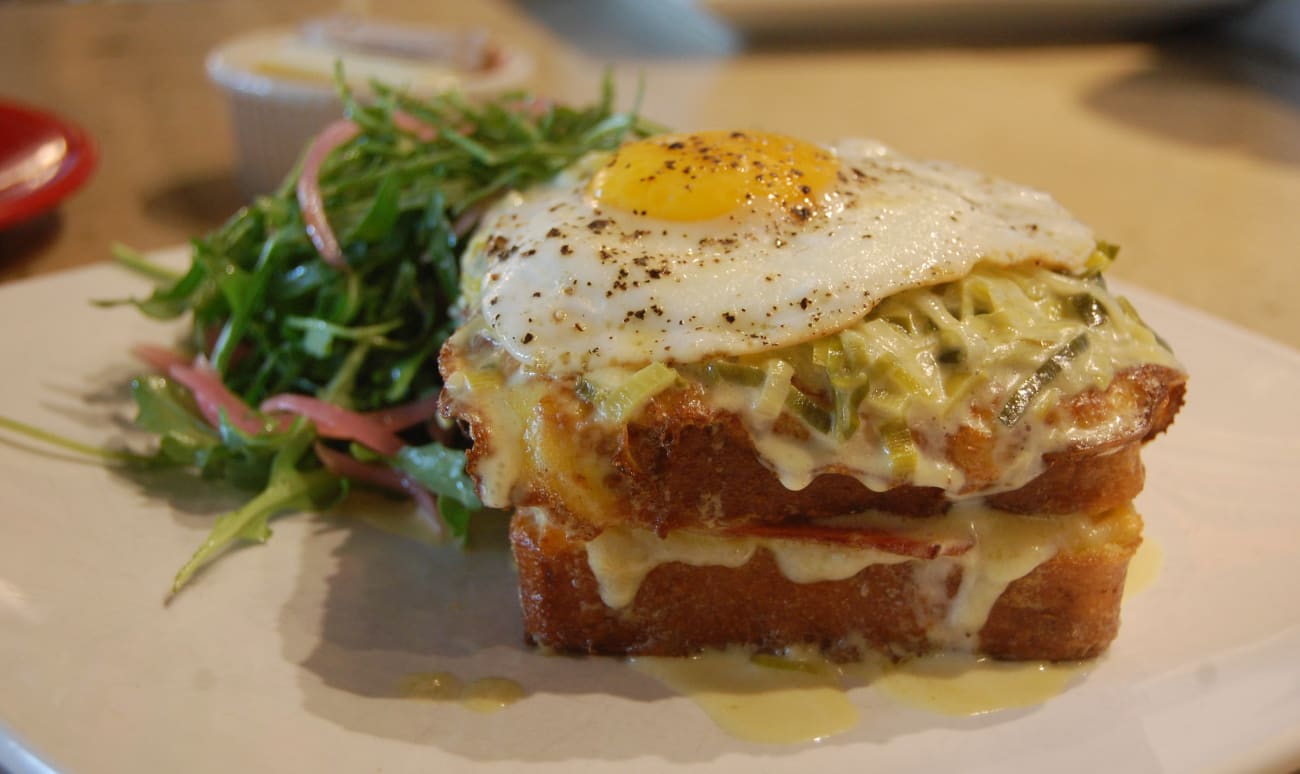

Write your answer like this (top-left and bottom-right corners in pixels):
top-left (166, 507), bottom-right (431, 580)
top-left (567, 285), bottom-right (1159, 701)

top-left (131, 375), bottom-right (223, 471)
top-left (171, 423), bottom-right (343, 591)
top-left (392, 443), bottom-right (483, 510)
top-left (101, 76), bottom-right (660, 593)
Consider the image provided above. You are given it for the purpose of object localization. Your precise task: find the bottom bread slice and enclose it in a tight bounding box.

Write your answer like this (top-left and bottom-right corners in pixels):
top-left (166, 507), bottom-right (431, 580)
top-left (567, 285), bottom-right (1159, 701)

top-left (512, 505), bottom-right (1142, 662)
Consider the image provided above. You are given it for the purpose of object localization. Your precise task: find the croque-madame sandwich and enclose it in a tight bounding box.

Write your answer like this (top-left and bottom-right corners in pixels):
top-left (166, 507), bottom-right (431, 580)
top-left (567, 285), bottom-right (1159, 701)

top-left (439, 130), bottom-right (1185, 661)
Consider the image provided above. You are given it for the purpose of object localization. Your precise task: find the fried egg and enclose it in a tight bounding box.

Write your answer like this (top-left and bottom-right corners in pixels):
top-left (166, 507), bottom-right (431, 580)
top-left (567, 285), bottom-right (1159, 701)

top-left (466, 130), bottom-right (1094, 374)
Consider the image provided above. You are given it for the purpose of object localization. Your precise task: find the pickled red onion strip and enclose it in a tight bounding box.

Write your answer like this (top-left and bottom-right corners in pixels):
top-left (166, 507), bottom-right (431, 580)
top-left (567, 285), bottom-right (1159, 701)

top-left (365, 393), bottom-right (442, 431)
top-left (168, 361), bottom-right (271, 436)
top-left (514, 96), bottom-right (552, 119)
top-left (392, 109), bottom-right (437, 142)
top-left (297, 119), bottom-right (360, 270)
top-left (260, 394), bottom-right (404, 456)
top-left (132, 343), bottom-right (190, 374)
top-left (313, 441), bottom-right (395, 486)
top-left (313, 442), bottom-right (445, 539)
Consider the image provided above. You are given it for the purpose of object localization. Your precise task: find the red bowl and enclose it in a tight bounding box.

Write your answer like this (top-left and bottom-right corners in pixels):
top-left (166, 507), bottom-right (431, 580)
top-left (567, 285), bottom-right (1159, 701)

top-left (0, 101), bottom-right (98, 230)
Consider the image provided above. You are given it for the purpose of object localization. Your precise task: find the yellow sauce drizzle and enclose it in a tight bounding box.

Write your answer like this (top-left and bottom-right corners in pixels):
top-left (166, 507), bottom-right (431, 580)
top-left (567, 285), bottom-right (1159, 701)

top-left (462, 677), bottom-right (528, 714)
top-left (399, 672), bottom-right (526, 714)
top-left (1123, 537), bottom-right (1162, 598)
top-left (400, 671), bottom-right (464, 701)
top-left (631, 647), bottom-right (1093, 742)
top-left (630, 649), bottom-right (858, 744)
top-left (870, 652), bottom-right (1093, 716)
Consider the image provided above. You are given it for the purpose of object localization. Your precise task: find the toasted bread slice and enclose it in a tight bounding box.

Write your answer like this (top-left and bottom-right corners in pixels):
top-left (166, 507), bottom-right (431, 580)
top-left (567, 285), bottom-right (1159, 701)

top-left (441, 322), bottom-right (1185, 533)
top-left (512, 505), bottom-right (1142, 662)
top-left (611, 364), bottom-right (1184, 531)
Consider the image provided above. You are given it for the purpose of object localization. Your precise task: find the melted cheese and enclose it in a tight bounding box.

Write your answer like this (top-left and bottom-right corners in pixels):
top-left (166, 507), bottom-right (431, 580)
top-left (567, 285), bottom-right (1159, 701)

top-left (549, 503), bottom-right (1141, 651)
top-left (581, 514), bottom-right (914, 608)
top-left (441, 360), bottom-right (527, 509)
top-left (442, 322), bottom-right (625, 514)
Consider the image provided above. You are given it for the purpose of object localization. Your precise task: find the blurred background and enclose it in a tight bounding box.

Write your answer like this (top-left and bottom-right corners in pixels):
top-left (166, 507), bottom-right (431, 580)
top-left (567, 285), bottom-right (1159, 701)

top-left (0, 0), bottom-right (1297, 346)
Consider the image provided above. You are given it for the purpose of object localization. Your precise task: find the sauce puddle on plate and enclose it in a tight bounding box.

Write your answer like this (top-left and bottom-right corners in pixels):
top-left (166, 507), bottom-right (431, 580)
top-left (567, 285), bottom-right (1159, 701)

top-left (1124, 537), bottom-right (1163, 598)
top-left (398, 648), bottom-right (1097, 738)
top-left (394, 537), bottom-right (1159, 736)
top-left (628, 541), bottom-right (1161, 740)
top-left (867, 653), bottom-right (1093, 717)
top-left (631, 648), bottom-right (859, 744)
top-left (631, 647), bottom-right (1096, 743)
top-left (400, 671), bottom-right (526, 714)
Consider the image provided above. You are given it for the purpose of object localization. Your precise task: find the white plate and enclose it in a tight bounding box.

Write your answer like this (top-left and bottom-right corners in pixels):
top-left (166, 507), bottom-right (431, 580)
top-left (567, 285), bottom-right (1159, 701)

top-left (1, 251), bottom-right (1298, 774)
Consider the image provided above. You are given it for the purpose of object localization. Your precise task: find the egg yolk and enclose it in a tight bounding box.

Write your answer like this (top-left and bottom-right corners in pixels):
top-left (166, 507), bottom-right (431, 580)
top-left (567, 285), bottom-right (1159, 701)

top-left (589, 130), bottom-right (839, 222)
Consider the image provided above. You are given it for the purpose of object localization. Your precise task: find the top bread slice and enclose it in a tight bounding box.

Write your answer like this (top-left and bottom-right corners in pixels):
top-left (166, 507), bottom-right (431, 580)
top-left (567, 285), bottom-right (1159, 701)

top-left (441, 327), bottom-right (1185, 536)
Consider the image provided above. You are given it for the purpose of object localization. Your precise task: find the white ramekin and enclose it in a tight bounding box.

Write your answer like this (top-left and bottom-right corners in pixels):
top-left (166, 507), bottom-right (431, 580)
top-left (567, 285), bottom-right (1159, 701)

top-left (206, 25), bottom-right (534, 196)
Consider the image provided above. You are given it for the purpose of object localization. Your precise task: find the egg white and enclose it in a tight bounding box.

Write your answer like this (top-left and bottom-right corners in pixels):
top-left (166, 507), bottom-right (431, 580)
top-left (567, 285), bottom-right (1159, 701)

top-left (467, 139), bottom-right (1095, 375)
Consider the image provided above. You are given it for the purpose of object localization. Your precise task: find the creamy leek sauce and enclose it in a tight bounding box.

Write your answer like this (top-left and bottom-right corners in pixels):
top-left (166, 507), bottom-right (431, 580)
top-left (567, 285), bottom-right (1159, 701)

top-left (713, 265), bottom-right (1181, 498)
top-left (400, 672), bottom-right (526, 714)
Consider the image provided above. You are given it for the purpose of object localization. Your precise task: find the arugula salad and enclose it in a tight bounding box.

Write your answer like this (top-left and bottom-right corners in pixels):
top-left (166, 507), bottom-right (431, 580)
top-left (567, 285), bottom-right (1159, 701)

top-left (7, 80), bottom-right (657, 593)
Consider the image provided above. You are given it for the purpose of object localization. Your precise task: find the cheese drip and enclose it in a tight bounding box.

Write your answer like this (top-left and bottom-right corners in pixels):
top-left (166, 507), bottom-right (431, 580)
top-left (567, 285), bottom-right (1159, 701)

top-left (554, 503), bottom-right (1141, 652)
top-left (580, 515), bottom-right (915, 609)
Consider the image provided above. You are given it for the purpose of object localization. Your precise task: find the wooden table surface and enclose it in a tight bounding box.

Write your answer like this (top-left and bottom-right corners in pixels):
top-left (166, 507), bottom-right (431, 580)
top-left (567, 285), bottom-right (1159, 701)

top-left (2, 0), bottom-right (1298, 348)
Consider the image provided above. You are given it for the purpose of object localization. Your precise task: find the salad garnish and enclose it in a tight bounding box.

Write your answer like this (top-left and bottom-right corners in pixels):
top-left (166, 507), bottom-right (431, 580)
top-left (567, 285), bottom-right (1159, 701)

top-left (2, 76), bottom-right (659, 594)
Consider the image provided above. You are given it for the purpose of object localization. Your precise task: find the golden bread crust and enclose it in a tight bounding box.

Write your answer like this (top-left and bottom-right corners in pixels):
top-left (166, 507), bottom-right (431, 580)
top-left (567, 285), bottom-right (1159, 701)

top-left (614, 366), bottom-right (1183, 531)
top-left (442, 326), bottom-right (1185, 533)
top-left (512, 510), bottom-right (1139, 662)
